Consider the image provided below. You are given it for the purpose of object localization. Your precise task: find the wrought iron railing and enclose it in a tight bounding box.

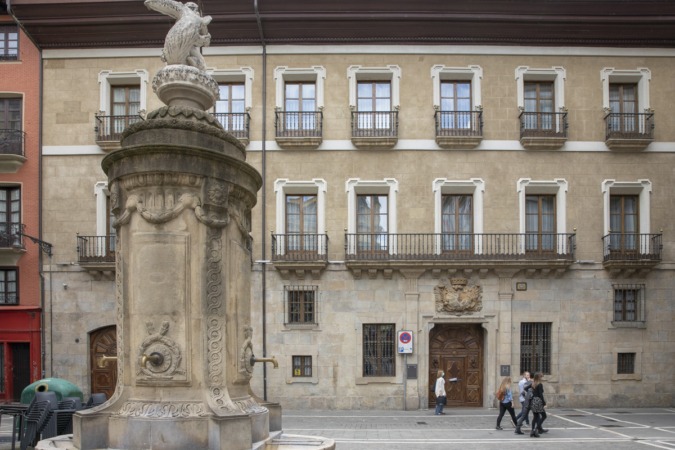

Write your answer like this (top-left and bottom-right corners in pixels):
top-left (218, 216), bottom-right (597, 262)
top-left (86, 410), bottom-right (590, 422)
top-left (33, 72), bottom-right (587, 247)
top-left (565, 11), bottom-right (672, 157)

top-left (351, 111), bottom-right (399, 138)
top-left (434, 110), bottom-right (483, 137)
top-left (519, 111), bottom-right (568, 139)
top-left (0, 222), bottom-right (24, 249)
top-left (0, 129), bottom-right (25, 156)
top-left (95, 114), bottom-right (143, 142)
top-left (275, 111), bottom-right (323, 138)
top-left (213, 112), bottom-right (251, 140)
top-left (604, 112), bottom-right (654, 140)
top-left (0, 53), bottom-right (18, 62)
top-left (602, 233), bottom-right (662, 262)
top-left (271, 233), bottom-right (329, 261)
top-left (77, 235), bottom-right (116, 263)
top-left (345, 233), bottom-right (576, 261)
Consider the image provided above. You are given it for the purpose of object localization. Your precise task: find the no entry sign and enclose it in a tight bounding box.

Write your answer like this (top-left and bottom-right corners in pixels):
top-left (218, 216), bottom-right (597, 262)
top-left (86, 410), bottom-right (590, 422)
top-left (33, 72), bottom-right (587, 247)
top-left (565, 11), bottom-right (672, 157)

top-left (398, 330), bottom-right (413, 354)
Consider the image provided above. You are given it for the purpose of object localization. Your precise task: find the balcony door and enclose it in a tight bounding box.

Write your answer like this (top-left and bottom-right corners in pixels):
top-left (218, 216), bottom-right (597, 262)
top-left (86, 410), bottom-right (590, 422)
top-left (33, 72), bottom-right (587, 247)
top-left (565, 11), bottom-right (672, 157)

top-left (0, 187), bottom-right (20, 248)
top-left (524, 81), bottom-right (554, 131)
top-left (441, 195), bottom-right (472, 252)
top-left (609, 84), bottom-right (638, 134)
top-left (525, 194), bottom-right (555, 253)
top-left (356, 194), bottom-right (388, 255)
top-left (284, 82), bottom-right (316, 131)
top-left (610, 195), bottom-right (638, 252)
top-left (286, 194), bottom-right (317, 255)
top-left (215, 83), bottom-right (246, 133)
top-left (440, 81), bottom-right (472, 130)
top-left (357, 81), bottom-right (392, 132)
top-left (0, 98), bottom-right (22, 156)
top-left (111, 85), bottom-right (140, 135)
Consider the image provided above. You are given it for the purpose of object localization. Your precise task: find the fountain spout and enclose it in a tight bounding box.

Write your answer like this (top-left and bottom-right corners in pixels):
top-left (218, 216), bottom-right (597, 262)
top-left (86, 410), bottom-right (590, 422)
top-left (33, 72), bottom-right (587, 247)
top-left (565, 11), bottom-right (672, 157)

top-left (141, 352), bottom-right (165, 367)
top-left (250, 355), bottom-right (279, 369)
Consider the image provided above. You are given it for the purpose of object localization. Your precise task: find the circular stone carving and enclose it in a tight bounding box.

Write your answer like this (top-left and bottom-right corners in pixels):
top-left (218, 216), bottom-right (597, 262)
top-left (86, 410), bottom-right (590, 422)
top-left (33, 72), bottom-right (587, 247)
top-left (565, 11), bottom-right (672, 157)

top-left (152, 65), bottom-right (219, 110)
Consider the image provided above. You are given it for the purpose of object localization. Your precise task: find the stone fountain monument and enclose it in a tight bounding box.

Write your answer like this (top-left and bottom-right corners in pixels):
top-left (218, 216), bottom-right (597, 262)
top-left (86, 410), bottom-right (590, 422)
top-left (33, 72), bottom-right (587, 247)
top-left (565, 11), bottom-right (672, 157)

top-left (37, 1), bottom-right (334, 449)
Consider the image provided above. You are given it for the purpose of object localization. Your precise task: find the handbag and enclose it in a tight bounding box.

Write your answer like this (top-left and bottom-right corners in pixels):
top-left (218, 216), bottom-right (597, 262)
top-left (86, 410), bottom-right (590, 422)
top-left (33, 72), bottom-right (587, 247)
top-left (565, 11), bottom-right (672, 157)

top-left (530, 396), bottom-right (545, 413)
top-left (437, 395), bottom-right (447, 406)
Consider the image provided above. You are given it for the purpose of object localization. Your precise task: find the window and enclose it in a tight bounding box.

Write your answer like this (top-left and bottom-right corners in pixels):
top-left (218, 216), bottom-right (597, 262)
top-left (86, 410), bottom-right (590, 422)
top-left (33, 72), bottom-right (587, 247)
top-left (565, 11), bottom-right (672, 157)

top-left (439, 81), bottom-right (471, 130)
top-left (363, 324), bottom-right (395, 377)
top-left (356, 194), bottom-right (388, 253)
top-left (356, 81), bottom-right (392, 131)
top-left (523, 81), bottom-right (554, 130)
top-left (215, 83), bottom-right (246, 132)
top-left (0, 344), bottom-right (4, 393)
top-left (0, 98), bottom-right (21, 130)
top-left (518, 179), bottom-right (569, 254)
top-left (617, 353), bottom-right (635, 374)
top-left (520, 322), bottom-right (551, 374)
top-left (441, 195), bottom-right (472, 252)
top-left (0, 269), bottom-right (18, 305)
top-left (111, 86), bottom-right (140, 136)
top-left (526, 195), bottom-right (556, 252)
top-left (348, 65), bottom-right (401, 141)
top-left (274, 179), bottom-right (327, 257)
top-left (609, 84), bottom-right (638, 133)
top-left (0, 187), bottom-right (21, 248)
top-left (292, 356), bottom-right (312, 377)
top-left (346, 178), bottom-right (398, 256)
top-left (613, 284), bottom-right (645, 323)
top-left (284, 82), bottom-right (316, 131)
top-left (97, 70), bottom-right (148, 145)
top-left (285, 285), bottom-right (317, 325)
top-left (610, 195), bottom-right (638, 251)
top-left (601, 68), bottom-right (650, 112)
top-left (0, 26), bottom-right (18, 60)
top-left (91, 182), bottom-right (115, 259)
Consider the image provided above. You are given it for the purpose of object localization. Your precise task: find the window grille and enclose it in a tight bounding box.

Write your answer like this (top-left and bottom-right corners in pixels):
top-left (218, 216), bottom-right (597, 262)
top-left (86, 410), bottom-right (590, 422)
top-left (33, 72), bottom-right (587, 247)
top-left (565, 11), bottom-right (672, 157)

top-left (362, 323), bottom-right (395, 377)
top-left (292, 355), bottom-right (312, 377)
top-left (617, 352), bottom-right (635, 374)
top-left (285, 285), bottom-right (318, 325)
top-left (520, 322), bottom-right (551, 374)
top-left (613, 284), bottom-right (644, 322)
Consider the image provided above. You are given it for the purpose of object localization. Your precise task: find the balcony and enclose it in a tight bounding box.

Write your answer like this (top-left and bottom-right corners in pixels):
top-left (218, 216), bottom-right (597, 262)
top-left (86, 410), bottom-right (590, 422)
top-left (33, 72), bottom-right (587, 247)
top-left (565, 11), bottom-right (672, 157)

top-left (213, 112), bottom-right (251, 146)
top-left (275, 111), bottom-right (323, 149)
top-left (271, 233), bottom-right (328, 279)
top-left (77, 235), bottom-right (116, 272)
top-left (434, 110), bottom-right (483, 149)
top-left (604, 112), bottom-right (654, 150)
top-left (602, 233), bottom-right (662, 274)
top-left (345, 232), bottom-right (576, 277)
top-left (351, 111), bottom-right (398, 149)
top-left (0, 223), bottom-right (26, 265)
top-left (0, 129), bottom-right (27, 173)
top-left (95, 114), bottom-right (143, 152)
top-left (519, 111), bottom-right (568, 149)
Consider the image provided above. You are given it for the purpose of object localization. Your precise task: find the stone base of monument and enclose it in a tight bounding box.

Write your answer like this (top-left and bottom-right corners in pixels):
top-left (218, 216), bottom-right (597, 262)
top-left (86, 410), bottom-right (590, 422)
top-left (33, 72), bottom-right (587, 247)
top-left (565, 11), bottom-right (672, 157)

top-left (36, 432), bottom-right (336, 450)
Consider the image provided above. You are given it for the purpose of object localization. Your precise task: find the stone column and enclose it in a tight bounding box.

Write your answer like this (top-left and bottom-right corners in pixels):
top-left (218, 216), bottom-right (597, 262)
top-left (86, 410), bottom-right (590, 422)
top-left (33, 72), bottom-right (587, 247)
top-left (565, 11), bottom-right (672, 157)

top-left (73, 67), bottom-right (265, 450)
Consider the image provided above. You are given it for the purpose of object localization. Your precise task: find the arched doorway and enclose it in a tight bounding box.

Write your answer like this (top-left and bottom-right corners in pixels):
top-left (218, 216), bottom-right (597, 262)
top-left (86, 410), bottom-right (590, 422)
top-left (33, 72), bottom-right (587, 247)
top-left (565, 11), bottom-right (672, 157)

top-left (428, 324), bottom-right (483, 407)
top-left (90, 325), bottom-right (117, 399)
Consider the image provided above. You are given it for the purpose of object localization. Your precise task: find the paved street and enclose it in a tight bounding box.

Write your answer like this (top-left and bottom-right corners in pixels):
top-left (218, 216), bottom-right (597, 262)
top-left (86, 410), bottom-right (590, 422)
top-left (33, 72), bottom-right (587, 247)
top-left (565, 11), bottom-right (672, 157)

top-left (2, 407), bottom-right (674, 449)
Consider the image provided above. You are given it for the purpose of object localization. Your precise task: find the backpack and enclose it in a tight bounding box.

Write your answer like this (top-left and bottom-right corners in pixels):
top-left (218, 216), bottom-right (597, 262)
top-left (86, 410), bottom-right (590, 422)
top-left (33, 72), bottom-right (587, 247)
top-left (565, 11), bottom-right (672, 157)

top-left (523, 386), bottom-right (533, 405)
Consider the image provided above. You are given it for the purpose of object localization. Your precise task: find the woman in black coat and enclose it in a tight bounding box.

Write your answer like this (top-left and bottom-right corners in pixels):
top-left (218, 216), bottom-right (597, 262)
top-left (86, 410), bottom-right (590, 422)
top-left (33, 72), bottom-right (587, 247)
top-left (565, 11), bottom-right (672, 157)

top-left (529, 372), bottom-right (548, 437)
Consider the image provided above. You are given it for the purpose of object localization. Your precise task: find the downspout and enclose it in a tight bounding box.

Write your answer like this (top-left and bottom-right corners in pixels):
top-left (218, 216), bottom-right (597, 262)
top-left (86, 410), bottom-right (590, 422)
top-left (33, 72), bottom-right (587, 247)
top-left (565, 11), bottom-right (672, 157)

top-left (253, 0), bottom-right (268, 401)
top-left (7, 0), bottom-right (48, 380)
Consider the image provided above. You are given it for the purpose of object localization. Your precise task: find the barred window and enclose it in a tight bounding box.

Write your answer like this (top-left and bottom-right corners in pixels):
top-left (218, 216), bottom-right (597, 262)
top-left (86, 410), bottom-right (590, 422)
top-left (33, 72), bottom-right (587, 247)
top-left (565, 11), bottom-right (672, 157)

top-left (292, 355), bottom-right (312, 377)
top-left (613, 284), bottom-right (644, 322)
top-left (520, 322), bottom-right (551, 375)
top-left (285, 285), bottom-right (317, 325)
top-left (363, 323), bottom-right (395, 377)
top-left (0, 269), bottom-right (18, 305)
top-left (617, 352), bottom-right (635, 374)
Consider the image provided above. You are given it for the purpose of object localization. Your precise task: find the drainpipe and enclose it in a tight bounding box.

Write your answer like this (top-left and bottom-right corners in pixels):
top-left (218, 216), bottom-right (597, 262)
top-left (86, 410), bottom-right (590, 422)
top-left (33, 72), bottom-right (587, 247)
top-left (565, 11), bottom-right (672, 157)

top-left (7, 0), bottom-right (48, 380)
top-left (253, 0), bottom-right (268, 401)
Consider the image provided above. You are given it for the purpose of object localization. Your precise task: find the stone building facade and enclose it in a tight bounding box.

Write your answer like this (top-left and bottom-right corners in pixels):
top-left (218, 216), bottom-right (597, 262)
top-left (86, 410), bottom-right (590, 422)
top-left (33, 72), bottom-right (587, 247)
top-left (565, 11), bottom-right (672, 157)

top-left (8, 1), bottom-right (674, 409)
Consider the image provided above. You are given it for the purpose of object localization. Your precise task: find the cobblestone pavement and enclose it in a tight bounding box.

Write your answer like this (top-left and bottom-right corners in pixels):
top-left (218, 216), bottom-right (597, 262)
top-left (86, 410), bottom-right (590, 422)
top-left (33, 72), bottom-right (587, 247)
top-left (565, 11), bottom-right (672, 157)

top-left (2, 407), bottom-right (674, 449)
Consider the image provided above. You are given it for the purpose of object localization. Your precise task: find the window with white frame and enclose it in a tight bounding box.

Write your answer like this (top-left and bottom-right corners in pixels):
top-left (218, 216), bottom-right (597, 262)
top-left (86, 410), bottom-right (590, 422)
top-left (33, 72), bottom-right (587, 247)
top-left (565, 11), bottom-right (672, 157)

top-left (97, 70), bottom-right (148, 141)
top-left (209, 67), bottom-right (253, 137)
top-left (274, 66), bottom-right (325, 134)
top-left (93, 182), bottom-right (115, 258)
top-left (346, 178), bottom-right (398, 256)
top-left (431, 65), bottom-right (482, 133)
top-left (515, 66), bottom-right (566, 132)
top-left (601, 68), bottom-right (651, 114)
top-left (601, 180), bottom-right (652, 254)
top-left (433, 178), bottom-right (484, 254)
top-left (517, 179), bottom-right (568, 253)
top-left (348, 65), bottom-right (400, 136)
top-left (274, 179), bottom-right (326, 256)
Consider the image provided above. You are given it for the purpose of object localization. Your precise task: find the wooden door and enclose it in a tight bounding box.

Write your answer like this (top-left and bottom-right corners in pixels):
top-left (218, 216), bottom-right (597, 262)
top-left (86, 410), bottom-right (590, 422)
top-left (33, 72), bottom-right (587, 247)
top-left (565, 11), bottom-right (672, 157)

top-left (90, 326), bottom-right (117, 399)
top-left (429, 324), bottom-right (483, 407)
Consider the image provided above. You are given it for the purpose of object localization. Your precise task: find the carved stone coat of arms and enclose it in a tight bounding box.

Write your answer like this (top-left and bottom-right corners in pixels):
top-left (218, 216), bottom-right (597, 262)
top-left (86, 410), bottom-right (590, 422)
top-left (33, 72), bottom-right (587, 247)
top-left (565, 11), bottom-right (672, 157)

top-left (434, 277), bottom-right (482, 315)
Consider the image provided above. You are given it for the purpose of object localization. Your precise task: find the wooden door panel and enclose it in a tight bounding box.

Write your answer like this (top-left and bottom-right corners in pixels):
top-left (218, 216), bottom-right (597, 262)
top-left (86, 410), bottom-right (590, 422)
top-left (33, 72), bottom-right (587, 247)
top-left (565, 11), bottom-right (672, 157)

top-left (90, 326), bottom-right (117, 399)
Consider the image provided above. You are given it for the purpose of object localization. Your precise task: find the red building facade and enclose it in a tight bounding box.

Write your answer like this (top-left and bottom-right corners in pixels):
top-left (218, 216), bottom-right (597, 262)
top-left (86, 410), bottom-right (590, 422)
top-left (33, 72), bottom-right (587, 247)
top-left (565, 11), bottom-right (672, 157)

top-left (0, 11), bottom-right (43, 402)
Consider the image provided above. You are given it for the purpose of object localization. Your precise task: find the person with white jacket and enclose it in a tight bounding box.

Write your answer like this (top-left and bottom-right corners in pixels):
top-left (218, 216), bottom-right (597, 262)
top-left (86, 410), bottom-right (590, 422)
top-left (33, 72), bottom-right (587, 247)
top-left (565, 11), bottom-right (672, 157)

top-left (434, 370), bottom-right (447, 415)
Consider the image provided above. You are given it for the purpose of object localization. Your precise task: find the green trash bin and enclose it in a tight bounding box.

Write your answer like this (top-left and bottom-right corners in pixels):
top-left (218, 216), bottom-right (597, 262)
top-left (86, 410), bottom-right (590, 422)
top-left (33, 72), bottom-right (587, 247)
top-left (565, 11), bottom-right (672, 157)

top-left (20, 378), bottom-right (83, 404)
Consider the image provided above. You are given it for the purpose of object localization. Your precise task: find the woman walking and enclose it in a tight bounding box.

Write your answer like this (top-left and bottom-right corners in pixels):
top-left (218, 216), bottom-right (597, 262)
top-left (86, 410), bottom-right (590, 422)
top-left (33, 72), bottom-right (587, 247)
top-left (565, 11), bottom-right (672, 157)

top-left (495, 376), bottom-right (518, 430)
top-left (529, 372), bottom-right (548, 437)
top-left (434, 370), bottom-right (447, 415)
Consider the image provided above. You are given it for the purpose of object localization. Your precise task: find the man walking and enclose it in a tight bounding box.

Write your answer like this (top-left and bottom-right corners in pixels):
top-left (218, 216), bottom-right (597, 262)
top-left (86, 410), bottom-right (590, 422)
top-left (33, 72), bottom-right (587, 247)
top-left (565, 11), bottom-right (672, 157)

top-left (515, 371), bottom-right (531, 427)
top-left (434, 370), bottom-right (447, 415)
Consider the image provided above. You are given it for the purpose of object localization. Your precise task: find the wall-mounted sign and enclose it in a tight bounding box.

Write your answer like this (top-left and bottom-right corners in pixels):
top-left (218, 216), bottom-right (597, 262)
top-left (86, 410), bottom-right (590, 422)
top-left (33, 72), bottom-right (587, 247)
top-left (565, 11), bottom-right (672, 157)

top-left (516, 282), bottom-right (527, 291)
top-left (398, 330), bottom-right (413, 354)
